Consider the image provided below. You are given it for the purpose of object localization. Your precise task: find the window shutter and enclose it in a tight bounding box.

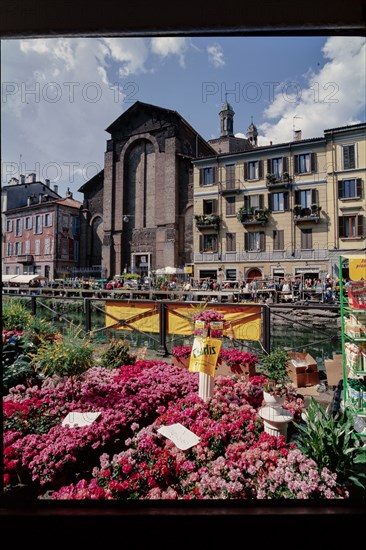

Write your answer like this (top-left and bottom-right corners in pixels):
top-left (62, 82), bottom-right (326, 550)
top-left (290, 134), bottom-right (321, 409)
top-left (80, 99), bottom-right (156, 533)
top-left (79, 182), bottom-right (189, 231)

top-left (358, 215), bottom-right (364, 237)
top-left (349, 145), bottom-right (355, 169)
top-left (356, 178), bottom-right (362, 198)
top-left (244, 162), bottom-right (248, 181)
top-left (199, 235), bottom-right (203, 252)
top-left (258, 161), bottom-right (263, 179)
top-left (259, 194), bottom-right (264, 209)
top-left (212, 167), bottom-right (217, 184)
top-left (232, 233), bottom-right (236, 251)
top-left (294, 190), bottom-right (300, 204)
top-left (244, 233), bottom-right (249, 251)
top-left (343, 146), bottom-right (350, 169)
top-left (267, 159), bottom-right (272, 174)
top-left (199, 169), bottom-right (203, 186)
top-left (294, 155), bottom-right (299, 175)
top-left (338, 180), bottom-right (343, 199)
top-left (310, 153), bottom-right (317, 172)
top-left (279, 230), bottom-right (284, 250)
top-left (268, 194), bottom-right (273, 211)
top-left (259, 232), bottom-right (265, 251)
top-left (244, 195), bottom-right (249, 209)
top-left (283, 192), bottom-right (289, 211)
top-left (338, 216), bottom-right (345, 238)
top-left (212, 236), bottom-right (218, 253)
top-left (282, 157), bottom-right (288, 172)
top-left (311, 189), bottom-right (318, 205)
top-left (212, 199), bottom-right (218, 214)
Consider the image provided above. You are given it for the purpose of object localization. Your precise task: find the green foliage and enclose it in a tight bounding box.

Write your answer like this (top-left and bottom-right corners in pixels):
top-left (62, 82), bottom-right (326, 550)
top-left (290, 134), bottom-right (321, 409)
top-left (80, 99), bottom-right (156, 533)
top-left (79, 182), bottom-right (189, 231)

top-left (23, 316), bottom-right (57, 345)
top-left (294, 398), bottom-right (366, 491)
top-left (261, 347), bottom-right (290, 390)
top-left (2, 300), bottom-right (32, 331)
top-left (99, 338), bottom-right (135, 370)
top-left (2, 335), bottom-right (40, 393)
top-left (31, 326), bottom-right (94, 378)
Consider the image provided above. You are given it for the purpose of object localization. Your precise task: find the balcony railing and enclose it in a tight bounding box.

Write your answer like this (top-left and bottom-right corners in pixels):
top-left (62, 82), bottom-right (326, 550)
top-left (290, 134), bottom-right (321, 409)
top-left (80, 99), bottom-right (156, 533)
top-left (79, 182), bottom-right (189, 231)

top-left (195, 214), bottom-right (220, 230)
top-left (237, 208), bottom-right (269, 226)
top-left (219, 180), bottom-right (241, 194)
top-left (293, 206), bottom-right (321, 223)
top-left (17, 254), bottom-right (34, 263)
top-left (194, 248), bottom-right (330, 263)
top-left (266, 172), bottom-right (292, 189)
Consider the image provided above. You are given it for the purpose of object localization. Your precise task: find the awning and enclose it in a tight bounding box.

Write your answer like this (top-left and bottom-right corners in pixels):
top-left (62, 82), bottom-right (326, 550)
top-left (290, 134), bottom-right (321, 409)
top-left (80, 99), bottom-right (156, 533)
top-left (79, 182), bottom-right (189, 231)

top-left (155, 266), bottom-right (186, 275)
top-left (9, 274), bottom-right (45, 284)
top-left (2, 274), bottom-right (17, 283)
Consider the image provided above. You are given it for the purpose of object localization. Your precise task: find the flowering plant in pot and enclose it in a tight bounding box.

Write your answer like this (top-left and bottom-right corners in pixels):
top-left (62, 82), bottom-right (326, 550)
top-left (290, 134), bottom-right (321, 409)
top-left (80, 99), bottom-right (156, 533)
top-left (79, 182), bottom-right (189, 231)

top-left (171, 345), bottom-right (192, 359)
top-left (191, 309), bottom-right (224, 337)
top-left (261, 347), bottom-right (291, 404)
top-left (219, 348), bottom-right (258, 374)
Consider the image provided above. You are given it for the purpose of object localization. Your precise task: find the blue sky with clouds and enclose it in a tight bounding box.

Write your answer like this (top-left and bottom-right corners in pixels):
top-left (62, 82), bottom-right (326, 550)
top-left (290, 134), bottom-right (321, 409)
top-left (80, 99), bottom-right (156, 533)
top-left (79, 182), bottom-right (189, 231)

top-left (2, 36), bottom-right (365, 200)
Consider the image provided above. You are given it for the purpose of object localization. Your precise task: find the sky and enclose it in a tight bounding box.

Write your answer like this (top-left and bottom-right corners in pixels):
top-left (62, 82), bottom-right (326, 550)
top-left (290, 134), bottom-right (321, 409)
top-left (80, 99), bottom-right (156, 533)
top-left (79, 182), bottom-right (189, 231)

top-left (1, 36), bottom-right (365, 201)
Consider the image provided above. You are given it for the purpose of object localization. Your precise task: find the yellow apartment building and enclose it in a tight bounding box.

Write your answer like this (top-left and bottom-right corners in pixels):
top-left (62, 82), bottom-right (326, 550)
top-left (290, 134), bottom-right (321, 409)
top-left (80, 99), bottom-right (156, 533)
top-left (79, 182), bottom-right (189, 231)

top-left (192, 122), bottom-right (365, 284)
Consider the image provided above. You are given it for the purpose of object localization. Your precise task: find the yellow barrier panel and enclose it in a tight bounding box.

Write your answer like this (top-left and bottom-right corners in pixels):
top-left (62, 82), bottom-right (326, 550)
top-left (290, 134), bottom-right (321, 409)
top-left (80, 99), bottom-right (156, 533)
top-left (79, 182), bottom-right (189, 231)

top-left (189, 337), bottom-right (222, 377)
top-left (105, 301), bottom-right (261, 341)
top-left (349, 257), bottom-right (366, 281)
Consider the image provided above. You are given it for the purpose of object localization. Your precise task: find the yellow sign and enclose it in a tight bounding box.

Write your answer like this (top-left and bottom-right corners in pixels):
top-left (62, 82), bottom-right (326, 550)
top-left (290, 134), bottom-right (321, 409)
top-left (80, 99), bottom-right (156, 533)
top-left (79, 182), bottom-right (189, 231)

top-left (189, 337), bottom-right (222, 377)
top-left (349, 257), bottom-right (366, 281)
top-left (185, 266), bottom-right (193, 274)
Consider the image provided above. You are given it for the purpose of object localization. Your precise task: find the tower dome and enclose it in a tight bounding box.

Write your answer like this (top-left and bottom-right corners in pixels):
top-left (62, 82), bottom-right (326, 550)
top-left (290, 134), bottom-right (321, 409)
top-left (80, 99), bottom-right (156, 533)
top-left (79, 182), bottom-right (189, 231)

top-left (219, 98), bottom-right (235, 137)
top-left (246, 117), bottom-right (258, 147)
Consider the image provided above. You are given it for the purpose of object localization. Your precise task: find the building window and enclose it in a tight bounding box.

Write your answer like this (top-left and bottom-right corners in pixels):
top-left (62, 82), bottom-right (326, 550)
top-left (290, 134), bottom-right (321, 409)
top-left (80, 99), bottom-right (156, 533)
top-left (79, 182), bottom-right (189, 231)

top-left (24, 217), bottom-right (32, 230)
top-left (15, 266), bottom-right (20, 275)
top-left (294, 153), bottom-right (316, 174)
top-left (6, 220), bottom-right (13, 232)
top-left (273, 230), bottom-right (284, 250)
top-left (44, 238), bottom-right (51, 255)
top-left (199, 234), bottom-right (218, 253)
top-left (267, 157), bottom-right (288, 178)
top-left (301, 228), bottom-right (313, 249)
top-left (248, 161), bottom-right (258, 180)
top-left (294, 189), bottom-right (318, 209)
top-left (342, 144), bottom-right (356, 170)
top-left (226, 196), bottom-right (235, 216)
top-left (15, 242), bottom-right (22, 255)
top-left (245, 231), bottom-right (265, 251)
top-left (338, 178), bottom-right (362, 199)
top-left (339, 215), bottom-right (364, 238)
top-left (35, 215), bottom-right (42, 234)
top-left (225, 164), bottom-right (235, 187)
top-left (199, 166), bottom-right (216, 186)
top-left (203, 199), bottom-right (218, 215)
top-left (15, 219), bottom-right (22, 237)
top-left (243, 194), bottom-right (264, 210)
top-left (72, 216), bottom-right (80, 236)
top-left (6, 243), bottom-right (12, 256)
top-left (74, 241), bottom-right (80, 261)
top-left (226, 233), bottom-right (236, 252)
top-left (5, 267), bottom-right (10, 275)
top-left (25, 241), bottom-right (30, 254)
top-left (271, 192), bottom-right (286, 212)
top-left (62, 214), bottom-right (69, 229)
top-left (35, 240), bottom-right (40, 256)
top-left (44, 213), bottom-right (52, 227)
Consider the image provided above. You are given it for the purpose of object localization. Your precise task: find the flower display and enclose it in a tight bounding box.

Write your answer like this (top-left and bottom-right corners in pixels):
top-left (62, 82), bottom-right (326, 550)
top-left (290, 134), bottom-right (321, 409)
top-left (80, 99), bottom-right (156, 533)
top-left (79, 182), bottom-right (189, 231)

top-left (171, 346), bottom-right (192, 359)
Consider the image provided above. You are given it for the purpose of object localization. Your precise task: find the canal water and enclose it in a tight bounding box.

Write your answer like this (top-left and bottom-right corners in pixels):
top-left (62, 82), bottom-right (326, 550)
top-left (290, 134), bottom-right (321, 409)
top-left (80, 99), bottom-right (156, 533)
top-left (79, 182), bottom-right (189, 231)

top-left (37, 299), bottom-right (341, 372)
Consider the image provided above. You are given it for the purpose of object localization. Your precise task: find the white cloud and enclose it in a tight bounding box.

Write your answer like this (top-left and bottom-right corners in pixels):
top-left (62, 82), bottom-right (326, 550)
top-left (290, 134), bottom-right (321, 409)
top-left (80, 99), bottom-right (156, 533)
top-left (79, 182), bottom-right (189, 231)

top-left (207, 44), bottom-right (225, 68)
top-left (151, 37), bottom-right (188, 67)
top-left (103, 38), bottom-right (149, 76)
top-left (258, 36), bottom-right (366, 145)
top-left (1, 38), bottom-right (135, 199)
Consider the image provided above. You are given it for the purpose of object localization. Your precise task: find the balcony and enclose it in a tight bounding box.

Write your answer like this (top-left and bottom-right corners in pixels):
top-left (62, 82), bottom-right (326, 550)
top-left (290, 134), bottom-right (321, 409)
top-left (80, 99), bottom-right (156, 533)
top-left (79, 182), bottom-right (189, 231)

top-left (195, 214), bottom-right (220, 231)
top-left (237, 207), bottom-right (269, 226)
top-left (194, 248), bottom-right (330, 263)
top-left (293, 205), bottom-right (321, 224)
top-left (17, 254), bottom-right (34, 264)
top-left (266, 172), bottom-right (292, 190)
top-left (219, 180), bottom-right (241, 195)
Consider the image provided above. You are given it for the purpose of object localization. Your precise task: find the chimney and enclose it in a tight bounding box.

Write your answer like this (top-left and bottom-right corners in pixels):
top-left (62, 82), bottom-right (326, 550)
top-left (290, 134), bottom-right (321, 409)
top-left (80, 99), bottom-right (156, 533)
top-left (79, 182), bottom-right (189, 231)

top-left (45, 179), bottom-right (50, 187)
top-left (293, 129), bottom-right (302, 141)
top-left (8, 177), bottom-right (19, 185)
top-left (20, 174), bottom-right (25, 184)
top-left (27, 173), bottom-right (36, 183)
top-left (53, 184), bottom-right (59, 194)
top-left (38, 194), bottom-right (43, 203)
top-left (270, 141), bottom-right (273, 146)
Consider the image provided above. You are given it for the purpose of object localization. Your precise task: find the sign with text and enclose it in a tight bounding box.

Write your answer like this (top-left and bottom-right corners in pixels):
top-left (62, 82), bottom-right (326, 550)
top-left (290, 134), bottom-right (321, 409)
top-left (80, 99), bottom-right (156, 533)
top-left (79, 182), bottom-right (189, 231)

top-left (349, 257), bottom-right (366, 281)
top-left (189, 337), bottom-right (222, 377)
top-left (157, 423), bottom-right (200, 450)
top-left (62, 411), bottom-right (101, 428)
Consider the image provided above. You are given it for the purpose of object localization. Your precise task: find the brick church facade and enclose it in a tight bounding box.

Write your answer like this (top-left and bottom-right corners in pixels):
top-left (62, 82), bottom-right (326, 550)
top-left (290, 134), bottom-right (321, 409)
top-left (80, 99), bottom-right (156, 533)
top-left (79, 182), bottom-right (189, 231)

top-left (79, 101), bottom-right (216, 278)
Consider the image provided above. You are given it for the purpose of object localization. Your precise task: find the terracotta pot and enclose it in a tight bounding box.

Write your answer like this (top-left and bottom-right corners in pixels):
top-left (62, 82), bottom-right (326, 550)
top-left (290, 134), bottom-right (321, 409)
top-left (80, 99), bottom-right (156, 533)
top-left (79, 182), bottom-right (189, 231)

top-left (171, 356), bottom-right (190, 370)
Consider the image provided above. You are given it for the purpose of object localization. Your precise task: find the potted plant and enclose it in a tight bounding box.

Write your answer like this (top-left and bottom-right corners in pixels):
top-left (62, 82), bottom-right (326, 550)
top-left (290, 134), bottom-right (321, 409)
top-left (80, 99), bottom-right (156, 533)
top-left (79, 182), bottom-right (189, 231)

top-left (171, 345), bottom-right (192, 369)
top-left (266, 173), bottom-right (277, 185)
top-left (282, 172), bottom-right (291, 183)
top-left (293, 204), bottom-right (302, 216)
top-left (261, 347), bottom-right (291, 407)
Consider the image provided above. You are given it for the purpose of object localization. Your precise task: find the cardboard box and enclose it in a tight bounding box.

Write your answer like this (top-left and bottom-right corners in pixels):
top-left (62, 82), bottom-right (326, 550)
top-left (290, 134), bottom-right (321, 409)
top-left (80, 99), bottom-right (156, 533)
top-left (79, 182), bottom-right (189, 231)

top-left (287, 351), bottom-right (319, 387)
top-left (215, 361), bottom-right (256, 380)
top-left (324, 354), bottom-right (344, 387)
